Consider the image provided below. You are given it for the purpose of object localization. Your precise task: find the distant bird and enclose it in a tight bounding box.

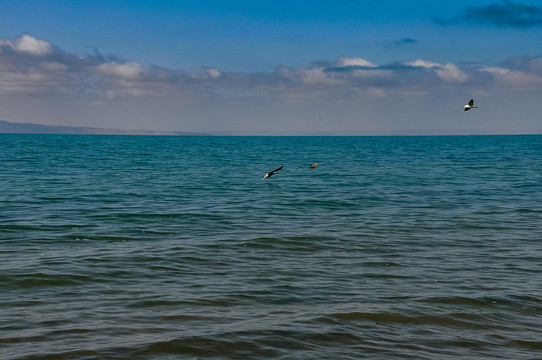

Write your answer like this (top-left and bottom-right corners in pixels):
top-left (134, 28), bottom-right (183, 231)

top-left (262, 166), bottom-right (283, 180)
top-left (464, 98), bottom-right (478, 111)
top-left (310, 163), bottom-right (318, 168)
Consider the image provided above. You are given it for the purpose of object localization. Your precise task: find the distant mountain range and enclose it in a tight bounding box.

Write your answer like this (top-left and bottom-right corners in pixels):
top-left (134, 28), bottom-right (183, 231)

top-left (0, 120), bottom-right (206, 136)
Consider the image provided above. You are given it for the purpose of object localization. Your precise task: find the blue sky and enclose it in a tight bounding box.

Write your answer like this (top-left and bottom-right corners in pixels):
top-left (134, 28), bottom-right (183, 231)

top-left (1, 0), bottom-right (541, 134)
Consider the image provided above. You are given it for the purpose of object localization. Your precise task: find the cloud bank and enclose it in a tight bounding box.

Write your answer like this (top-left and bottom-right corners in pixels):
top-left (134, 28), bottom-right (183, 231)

top-left (1, 34), bottom-right (542, 134)
top-left (3, 34), bottom-right (540, 101)
top-left (435, 0), bottom-right (542, 28)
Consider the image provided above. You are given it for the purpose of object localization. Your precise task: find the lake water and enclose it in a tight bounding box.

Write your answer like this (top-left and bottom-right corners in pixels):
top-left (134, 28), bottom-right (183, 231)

top-left (1, 134), bottom-right (541, 359)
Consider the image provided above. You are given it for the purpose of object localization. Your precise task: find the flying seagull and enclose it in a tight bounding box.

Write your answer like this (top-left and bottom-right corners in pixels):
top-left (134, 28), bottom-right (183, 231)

top-left (464, 98), bottom-right (477, 111)
top-left (263, 166), bottom-right (283, 180)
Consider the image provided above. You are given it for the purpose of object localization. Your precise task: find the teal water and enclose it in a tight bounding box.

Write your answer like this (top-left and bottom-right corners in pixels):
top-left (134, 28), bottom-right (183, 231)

top-left (1, 134), bottom-right (541, 359)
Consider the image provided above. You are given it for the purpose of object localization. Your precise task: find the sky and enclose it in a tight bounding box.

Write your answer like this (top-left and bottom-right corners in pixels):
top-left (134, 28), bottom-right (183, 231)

top-left (0, 0), bottom-right (541, 135)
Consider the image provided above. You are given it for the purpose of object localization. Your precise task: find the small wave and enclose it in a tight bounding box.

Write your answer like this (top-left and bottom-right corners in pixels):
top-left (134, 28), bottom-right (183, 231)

top-left (1, 273), bottom-right (91, 288)
top-left (420, 295), bottom-right (542, 312)
top-left (509, 339), bottom-right (542, 350)
top-left (320, 310), bottom-right (495, 330)
top-left (235, 235), bottom-right (343, 252)
top-left (145, 335), bottom-right (277, 358)
top-left (142, 329), bottom-right (365, 359)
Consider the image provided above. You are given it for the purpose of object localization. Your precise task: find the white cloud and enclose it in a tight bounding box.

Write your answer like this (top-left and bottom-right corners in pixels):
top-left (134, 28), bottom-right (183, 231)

top-left (405, 59), bottom-right (467, 82)
top-left (95, 62), bottom-right (146, 81)
top-left (336, 57), bottom-right (377, 68)
top-left (481, 66), bottom-right (542, 89)
top-left (0, 38), bottom-right (13, 49)
top-left (299, 67), bottom-right (343, 85)
top-left (206, 68), bottom-right (221, 79)
top-left (13, 34), bottom-right (52, 56)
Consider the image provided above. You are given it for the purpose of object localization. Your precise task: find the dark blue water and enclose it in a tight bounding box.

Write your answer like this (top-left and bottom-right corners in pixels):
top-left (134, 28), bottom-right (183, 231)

top-left (1, 134), bottom-right (541, 359)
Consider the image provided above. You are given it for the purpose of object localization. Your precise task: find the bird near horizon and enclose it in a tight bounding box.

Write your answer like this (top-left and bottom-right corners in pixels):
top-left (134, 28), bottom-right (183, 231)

top-left (464, 99), bottom-right (478, 111)
top-left (263, 166), bottom-right (283, 180)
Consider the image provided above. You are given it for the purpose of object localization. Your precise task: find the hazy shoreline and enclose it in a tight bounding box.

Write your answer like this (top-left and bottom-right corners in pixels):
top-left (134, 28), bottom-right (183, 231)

top-left (0, 120), bottom-right (205, 136)
top-left (1, 120), bottom-right (541, 136)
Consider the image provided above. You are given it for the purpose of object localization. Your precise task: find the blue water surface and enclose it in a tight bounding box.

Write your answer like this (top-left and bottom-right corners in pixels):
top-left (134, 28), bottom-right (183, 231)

top-left (1, 134), bottom-right (541, 359)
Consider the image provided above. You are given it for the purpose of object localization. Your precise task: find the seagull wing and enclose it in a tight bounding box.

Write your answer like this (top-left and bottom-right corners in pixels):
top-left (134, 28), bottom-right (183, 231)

top-left (263, 166), bottom-right (283, 179)
top-left (468, 99), bottom-right (474, 106)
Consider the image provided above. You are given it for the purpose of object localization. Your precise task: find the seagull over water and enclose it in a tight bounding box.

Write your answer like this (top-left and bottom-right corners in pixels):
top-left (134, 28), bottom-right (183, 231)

top-left (262, 166), bottom-right (283, 180)
top-left (464, 98), bottom-right (478, 111)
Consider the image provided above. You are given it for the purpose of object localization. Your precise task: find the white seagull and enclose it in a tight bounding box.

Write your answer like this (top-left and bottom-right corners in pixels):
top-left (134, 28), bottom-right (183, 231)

top-left (262, 166), bottom-right (283, 180)
top-left (464, 98), bottom-right (478, 111)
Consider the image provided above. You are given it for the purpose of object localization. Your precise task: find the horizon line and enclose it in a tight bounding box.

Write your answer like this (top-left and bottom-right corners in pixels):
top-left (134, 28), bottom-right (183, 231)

top-left (1, 120), bottom-right (540, 137)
